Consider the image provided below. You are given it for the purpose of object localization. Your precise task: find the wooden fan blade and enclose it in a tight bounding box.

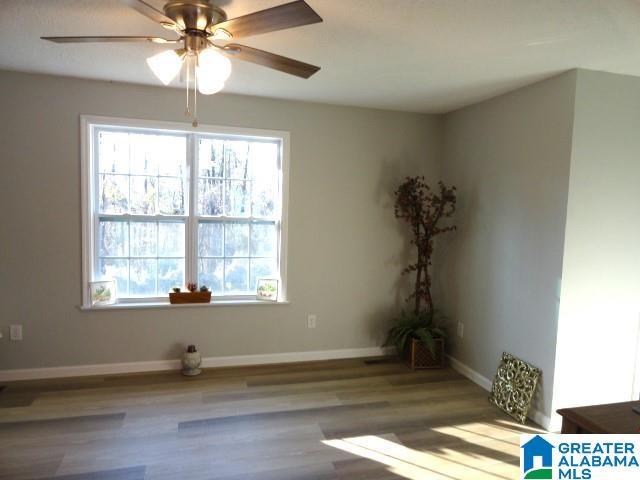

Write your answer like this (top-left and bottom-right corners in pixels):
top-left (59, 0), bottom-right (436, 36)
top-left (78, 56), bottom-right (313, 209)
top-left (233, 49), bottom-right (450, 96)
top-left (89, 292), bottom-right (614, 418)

top-left (213, 0), bottom-right (322, 39)
top-left (41, 36), bottom-right (178, 44)
top-left (122, 0), bottom-right (177, 26)
top-left (225, 44), bottom-right (320, 78)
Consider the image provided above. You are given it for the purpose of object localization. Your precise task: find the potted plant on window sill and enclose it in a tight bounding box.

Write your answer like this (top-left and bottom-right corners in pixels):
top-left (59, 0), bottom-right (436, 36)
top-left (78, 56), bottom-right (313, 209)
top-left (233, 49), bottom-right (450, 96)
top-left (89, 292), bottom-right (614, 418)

top-left (384, 177), bottom-right (457, 369)
top-left (169, 284), bottom-right (211, 304)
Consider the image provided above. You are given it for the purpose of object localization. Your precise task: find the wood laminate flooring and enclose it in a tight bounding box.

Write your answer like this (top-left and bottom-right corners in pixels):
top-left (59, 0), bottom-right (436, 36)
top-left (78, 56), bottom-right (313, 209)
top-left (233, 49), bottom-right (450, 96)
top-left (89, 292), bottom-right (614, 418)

top-left (0, 357), bottom-right (543, 479)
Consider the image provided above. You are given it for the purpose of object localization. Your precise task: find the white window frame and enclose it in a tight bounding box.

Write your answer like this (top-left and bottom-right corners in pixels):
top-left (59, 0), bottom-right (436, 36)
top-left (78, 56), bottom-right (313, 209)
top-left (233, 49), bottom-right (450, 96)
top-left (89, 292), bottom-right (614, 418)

top-left (81, 115), bottom-right (289, 308)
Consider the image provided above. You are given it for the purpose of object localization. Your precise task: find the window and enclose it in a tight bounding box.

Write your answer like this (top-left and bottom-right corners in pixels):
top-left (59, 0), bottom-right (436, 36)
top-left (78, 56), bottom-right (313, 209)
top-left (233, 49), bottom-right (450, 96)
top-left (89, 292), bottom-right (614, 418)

top-left (82, 116), bottom-right (288, 307)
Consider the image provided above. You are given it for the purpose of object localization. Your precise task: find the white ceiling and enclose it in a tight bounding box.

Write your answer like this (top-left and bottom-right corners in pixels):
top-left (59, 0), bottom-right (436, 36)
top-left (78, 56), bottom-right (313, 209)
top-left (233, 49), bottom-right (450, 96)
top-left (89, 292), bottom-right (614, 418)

top-left (2, 0), bottom-right (640, 113)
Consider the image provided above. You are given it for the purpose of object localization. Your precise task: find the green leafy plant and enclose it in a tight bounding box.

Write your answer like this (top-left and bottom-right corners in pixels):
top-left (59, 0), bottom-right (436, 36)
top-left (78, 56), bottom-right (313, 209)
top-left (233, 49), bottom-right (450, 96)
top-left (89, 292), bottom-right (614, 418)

top-left (384, 310), bottom-right (447, 356)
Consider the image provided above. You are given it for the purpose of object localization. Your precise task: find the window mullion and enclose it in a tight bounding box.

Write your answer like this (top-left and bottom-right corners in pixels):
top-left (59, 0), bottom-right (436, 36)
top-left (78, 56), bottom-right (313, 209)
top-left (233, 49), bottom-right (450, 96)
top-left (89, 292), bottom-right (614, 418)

top-left (248, 221), bottom-right (252, 294)
top-left (222, 219), bottom-right (227, 296)
top-left (127, 211), bottom-right (132, 297)
top-left (98, 213), bottom-right (188, 222)
top-left (197, 215), bottom-right (276, 223)
top-left (276, 218), bottom-right (282, 286)
top-left (155, 218), bottom-right (159, 296)
top-left (222, 142), bottom-right (227, 295)
top-left (187, 133), bottom-right (198, 285)
top-left (92, 126), bottom-right (100, 286)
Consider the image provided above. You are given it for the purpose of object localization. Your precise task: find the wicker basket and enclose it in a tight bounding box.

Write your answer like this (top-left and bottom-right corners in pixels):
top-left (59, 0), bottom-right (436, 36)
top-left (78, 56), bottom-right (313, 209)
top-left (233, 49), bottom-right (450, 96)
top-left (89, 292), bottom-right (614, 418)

top-left (404, 337), bottom-right (445, 369)
top-left (169, 291), bottom-right (211, 304)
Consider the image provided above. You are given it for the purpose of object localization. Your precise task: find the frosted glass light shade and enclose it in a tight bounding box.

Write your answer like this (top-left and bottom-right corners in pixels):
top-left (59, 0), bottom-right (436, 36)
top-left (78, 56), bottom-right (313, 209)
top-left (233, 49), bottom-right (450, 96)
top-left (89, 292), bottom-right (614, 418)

top-left (197, 48), bottom-right (231, 95)
top-left (198, 80), bottom-right (225, 95)
top-left (146, 50), bottom-right (183, 85)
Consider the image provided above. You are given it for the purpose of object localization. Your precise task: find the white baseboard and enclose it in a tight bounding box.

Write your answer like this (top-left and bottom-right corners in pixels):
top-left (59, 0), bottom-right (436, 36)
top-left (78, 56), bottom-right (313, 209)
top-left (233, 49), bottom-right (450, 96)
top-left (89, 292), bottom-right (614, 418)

top-left (447, 354), bottom-right (553, 431)
top-left (448, 355), bottom-right (492, 391)
top-left (0, 346), bottom-right (392, 382)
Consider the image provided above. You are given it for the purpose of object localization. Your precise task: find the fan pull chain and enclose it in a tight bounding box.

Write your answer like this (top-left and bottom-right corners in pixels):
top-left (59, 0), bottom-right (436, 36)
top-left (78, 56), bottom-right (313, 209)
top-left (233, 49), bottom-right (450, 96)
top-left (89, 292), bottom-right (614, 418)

top-left (185, 56), bottom-right (191, 119)
top-left (192, 57), bottom-right (198, 128)
top-left (182, 55), bottom-right (199, 128)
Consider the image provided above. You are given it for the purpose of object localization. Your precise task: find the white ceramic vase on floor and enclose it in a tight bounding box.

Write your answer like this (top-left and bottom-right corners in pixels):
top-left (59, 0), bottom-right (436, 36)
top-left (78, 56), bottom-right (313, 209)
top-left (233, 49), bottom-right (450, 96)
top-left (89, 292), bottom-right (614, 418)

top-left (182, 345), bottom-right (202, 376)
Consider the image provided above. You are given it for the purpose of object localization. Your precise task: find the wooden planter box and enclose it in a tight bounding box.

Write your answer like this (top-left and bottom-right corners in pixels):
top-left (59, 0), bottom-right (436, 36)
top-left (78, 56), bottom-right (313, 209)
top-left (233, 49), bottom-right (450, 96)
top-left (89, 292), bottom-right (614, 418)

top-left (404, 337), bottom-right (445, 369)
top-left (169, 291), bottom-right (211, 304)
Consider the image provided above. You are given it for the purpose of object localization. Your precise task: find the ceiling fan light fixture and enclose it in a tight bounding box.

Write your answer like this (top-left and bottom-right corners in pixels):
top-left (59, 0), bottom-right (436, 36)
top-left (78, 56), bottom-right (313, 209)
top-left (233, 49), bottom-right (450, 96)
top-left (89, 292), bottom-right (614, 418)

top-left (43, 0), bottom-right (323, 125)
top-left (146, 49), bottom-right (183, 85)
top-left (197, 48), bottom-right (232, 84)
top-left (198, 80), bottom-right (225, 96)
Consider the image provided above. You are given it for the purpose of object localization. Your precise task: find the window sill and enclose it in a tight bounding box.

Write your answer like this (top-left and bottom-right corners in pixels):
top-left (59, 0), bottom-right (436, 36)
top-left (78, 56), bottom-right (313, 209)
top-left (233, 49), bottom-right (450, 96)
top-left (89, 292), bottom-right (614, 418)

top-left (79, 299), bottom-right (290, 311)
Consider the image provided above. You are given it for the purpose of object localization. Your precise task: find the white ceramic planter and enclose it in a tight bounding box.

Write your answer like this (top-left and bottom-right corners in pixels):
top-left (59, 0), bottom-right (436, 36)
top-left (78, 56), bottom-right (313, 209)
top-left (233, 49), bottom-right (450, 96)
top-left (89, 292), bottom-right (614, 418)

top-left (182, 346), bottom-right (202, 376)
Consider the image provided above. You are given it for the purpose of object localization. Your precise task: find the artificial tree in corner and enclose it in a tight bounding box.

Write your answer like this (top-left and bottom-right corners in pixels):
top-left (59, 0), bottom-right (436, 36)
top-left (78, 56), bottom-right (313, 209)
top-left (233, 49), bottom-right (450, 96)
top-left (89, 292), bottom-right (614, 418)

top-left (385, 177), bottom-right (457, 369)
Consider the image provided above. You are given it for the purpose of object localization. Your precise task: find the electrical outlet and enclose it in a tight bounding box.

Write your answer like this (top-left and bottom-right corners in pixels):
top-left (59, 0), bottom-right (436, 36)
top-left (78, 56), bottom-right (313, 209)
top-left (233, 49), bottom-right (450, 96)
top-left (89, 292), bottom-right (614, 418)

top-left (457, 322), bottom-right (464, 338)
top-left (10, 324), bottom-right (23, 341)
top-left (307, 314), bottom-right (317, 329)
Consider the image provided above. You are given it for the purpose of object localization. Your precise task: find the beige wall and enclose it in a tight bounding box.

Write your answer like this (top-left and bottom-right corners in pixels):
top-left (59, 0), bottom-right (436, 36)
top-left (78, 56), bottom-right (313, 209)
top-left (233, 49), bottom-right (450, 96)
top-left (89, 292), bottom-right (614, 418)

top-left (7, 67), bottom-right (638, 432)
top-left (552, 70), bottom-right (640, 417)
top-left (0, 70), bottom-right (442, 370)
top-left (438, 72), bottom-right (577, 423)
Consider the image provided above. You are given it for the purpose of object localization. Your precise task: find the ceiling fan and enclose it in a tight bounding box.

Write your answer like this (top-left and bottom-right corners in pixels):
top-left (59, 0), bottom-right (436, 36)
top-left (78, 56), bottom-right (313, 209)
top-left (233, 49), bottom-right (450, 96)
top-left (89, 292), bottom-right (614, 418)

top-left (42, 0), bottom-right (323, 125)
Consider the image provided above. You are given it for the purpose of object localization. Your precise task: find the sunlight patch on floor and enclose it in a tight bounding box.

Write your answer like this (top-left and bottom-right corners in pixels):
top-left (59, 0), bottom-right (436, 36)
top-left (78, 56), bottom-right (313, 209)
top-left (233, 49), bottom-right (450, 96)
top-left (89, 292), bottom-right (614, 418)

top-left (323, 431), bottom-right (520, 480)
top-left (493, 418), bottom-right (544, 433)
top-left (430, 422), bottom-right (520, 451)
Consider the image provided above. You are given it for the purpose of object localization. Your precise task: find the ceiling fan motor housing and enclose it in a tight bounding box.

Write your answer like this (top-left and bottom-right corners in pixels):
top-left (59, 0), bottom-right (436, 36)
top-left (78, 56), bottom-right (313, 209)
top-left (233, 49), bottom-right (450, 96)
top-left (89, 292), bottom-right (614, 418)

top-left (163, 0), bottom-right (227, 34)
top-left (184, 34), bottom-right (208, 54)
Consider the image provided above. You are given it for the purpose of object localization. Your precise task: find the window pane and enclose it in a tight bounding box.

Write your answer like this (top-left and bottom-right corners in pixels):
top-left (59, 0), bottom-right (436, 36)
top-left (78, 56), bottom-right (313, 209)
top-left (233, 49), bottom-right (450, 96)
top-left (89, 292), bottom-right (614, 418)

top-left (250, 223), bottom-right (276, 257)
top-left (130, 176), bottom-right (157, 215)
top-left (250, 258), bottom-right (277, 292)
top-left (99, 258), bottom-right (129, 297)
top-left (199, 258), bottom-right (223, 295)
top-left (225, 141), bottom-right (250, 179)
top-left (99, 174), bottom-right (129, 214)
top-left (249, 142), bottom-right (278, 218)
top-left (249, 142), bottom-right (278, 179)
top-left (99, 131), bottom-right (129, 174)
top-left (199, 138), bottom-right (224, 177)
top-left (198, 178), bottom-right (223, 215)
top-left (99, 221), bottom-right (129, 257)
top-left (92, 128), bottom-right (282, 301)
top-left (158, 136), bottom-right (187, 176)
top-left (252, 177), bottom-right (276, 218)
top-left (225, 223), bottom-right (249, 257)
top-left (158, 258), bottom-right (184, 294)
top-left (129, 134), bottom-right (159, 175)
top-left (130, 222), bottom-right (157, 257)
top-left (224, 258), bottom-right (249, 294)
top-left (199, 222), bottom-right (223, 257)
top-left (225, 180), bottom-right (250, 217)
top-left (158, 177), bottom-right (186, 215)
top-left (158, 222), bottom-right (184, 257)
top-left (130, 259), bottom-right (157, 296)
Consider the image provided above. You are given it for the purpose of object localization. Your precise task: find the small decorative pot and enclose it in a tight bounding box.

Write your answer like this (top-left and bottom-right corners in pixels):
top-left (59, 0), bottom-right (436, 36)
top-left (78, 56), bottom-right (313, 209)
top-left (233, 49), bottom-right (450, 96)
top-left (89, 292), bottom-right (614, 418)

top-left (182, 345), bottom-right (202, 376)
